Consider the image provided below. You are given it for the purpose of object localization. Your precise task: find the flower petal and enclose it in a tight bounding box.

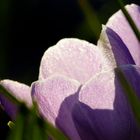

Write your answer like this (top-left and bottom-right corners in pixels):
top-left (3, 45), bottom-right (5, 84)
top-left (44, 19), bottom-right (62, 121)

top-left (98, 26), bottom-right (135, 70)
top-left (106, 4), bottom-right (140, 65)
top-left (0, 93), bottom-right (17, 119)
top-left (31, 75), bottom-right (81, 140)
top-left (39, 38), bottom-right (103, 84)
top-left (72, 65), bottom-right (140, 140)
top-left (0, 80), bottom-right (32, 107)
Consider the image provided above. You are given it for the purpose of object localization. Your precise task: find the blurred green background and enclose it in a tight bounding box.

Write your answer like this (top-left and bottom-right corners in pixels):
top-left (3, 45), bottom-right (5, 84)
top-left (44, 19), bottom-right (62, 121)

top-left (0, 0), bottom-right (140, 139)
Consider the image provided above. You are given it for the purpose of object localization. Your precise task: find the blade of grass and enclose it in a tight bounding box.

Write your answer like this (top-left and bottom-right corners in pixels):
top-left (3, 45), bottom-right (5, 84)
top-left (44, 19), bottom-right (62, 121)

top-left (0, 83), bottom-right (69, 140)
top-left (116, 0), bottom-right (140, 42)
top-left (41, 119), bottom-right (69, 140)
top-left (0, 84), bottom-right (21, 106)
top-left (34, 101), bottom-right (69, 140)
top-left (78, 0), bottom-right (101, 39)
top-left (3, 94), bottom-right (68, 140)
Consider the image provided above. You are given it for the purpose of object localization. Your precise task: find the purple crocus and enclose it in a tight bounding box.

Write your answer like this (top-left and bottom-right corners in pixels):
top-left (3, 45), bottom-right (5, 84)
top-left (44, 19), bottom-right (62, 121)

top-left (1, 4), bottom-right (140, 140)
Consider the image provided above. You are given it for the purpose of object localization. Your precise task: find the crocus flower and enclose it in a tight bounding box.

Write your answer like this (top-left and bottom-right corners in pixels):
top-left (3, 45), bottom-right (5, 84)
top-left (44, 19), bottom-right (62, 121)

top-left (1, 3), bottom-right (140, 140)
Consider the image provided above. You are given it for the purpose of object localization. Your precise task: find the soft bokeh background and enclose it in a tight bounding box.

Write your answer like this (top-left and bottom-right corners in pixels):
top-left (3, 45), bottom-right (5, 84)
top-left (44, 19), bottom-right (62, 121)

top-left (0, 0), bottom-right (140, 139)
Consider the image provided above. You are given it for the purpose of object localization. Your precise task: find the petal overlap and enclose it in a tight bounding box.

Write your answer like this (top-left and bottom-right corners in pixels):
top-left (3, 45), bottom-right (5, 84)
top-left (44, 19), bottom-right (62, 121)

top-left (39, 38), bottom-right (103, 84)
top-left (31, 75), bottom-right (81, 140)
top-left (106, 4), bottom-right (140, 65)
top-left (72, 65), bottom-right (140, 140)
top-left (0, 80), bottom-right (32, 107)
top-left (98, 26), bottom-right (135, 70)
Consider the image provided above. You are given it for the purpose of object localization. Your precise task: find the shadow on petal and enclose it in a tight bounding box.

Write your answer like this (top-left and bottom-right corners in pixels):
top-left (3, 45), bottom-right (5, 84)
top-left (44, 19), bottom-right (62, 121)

top-left (71, 65), bottom-right (140, 140)
top-left (56, 86), bottom-right (82, 140)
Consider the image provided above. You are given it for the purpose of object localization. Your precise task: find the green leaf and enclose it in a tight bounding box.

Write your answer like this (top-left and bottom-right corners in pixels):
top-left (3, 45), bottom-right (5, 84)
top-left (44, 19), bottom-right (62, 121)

top-left (6, 100), bottom-right (68, 140)
top-left (43, 119), bottom-right (69, 140)
top-left (0, 84), bottom-right (69, 140)
top-left (33, 101), bottom-right (69, 140)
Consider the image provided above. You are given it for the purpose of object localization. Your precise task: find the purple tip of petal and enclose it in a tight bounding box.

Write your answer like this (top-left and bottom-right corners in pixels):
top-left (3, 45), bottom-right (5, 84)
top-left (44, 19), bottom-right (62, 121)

top-left (72, 65), bottom-right (140, 140)
top-left (31, 75), bottom-right (81, 140)
top-left (39, 38), bottom-right (104, 84)
top-left (0, 80), bottom-right (32, 107)
top-left (106, 4), bottom-right (140, 66)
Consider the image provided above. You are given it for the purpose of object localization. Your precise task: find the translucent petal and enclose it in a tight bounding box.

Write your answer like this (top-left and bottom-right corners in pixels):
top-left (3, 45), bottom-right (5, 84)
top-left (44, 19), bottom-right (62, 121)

top-left (106, 4), bottom-right (140, 65)
top-left (31, 75), bottom-right (81, 140)
top-left (39, 38), bottom-right (103, 84)
top-left (72, 65), bottom-right (140, 140)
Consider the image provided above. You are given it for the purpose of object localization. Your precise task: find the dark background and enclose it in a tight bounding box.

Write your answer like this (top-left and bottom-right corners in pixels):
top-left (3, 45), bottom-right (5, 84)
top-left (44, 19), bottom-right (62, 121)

top-left (1, 0), bottom-right (140, 84)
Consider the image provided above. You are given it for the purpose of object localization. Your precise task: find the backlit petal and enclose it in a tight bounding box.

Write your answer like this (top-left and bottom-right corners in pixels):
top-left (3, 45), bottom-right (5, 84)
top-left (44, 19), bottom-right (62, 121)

top-left (39, 38), bottom-right (103, 84)
top-left (106, 4), bottom-right (140, 65)
top-left (98, 26), bottom-right (135, 70)
top-left (31, 75), bottom-right (81, 140)
top-left (0, 80), bottom-right (32, 107)
top-left (72, 65), bottom-right (140, 140)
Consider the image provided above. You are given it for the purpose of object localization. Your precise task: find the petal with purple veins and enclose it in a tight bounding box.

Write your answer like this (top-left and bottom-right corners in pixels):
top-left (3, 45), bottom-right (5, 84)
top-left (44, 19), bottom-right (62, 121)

top-left (72, 65), bottom-right (140, 140)
top-left (31, 75), bottom-right (81, 140)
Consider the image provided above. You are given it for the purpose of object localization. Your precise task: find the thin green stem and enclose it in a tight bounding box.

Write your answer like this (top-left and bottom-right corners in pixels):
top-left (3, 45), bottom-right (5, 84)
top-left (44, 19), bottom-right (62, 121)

top-left (0, 85), bottom-right (21, 106)
top-left (117, 0), bottom-right (140, 42)
top-left (78, 0), bottom-right (101, 39)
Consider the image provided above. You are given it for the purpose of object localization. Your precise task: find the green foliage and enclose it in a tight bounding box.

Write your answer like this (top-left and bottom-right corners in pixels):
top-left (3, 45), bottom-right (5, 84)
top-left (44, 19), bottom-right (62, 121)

top-left (117, 0), bottom-right (140, 42)
top-left (78, 0), bottom-right (101, 39)
top-left (7, 104), bottom-right (48, 140)
top-left (0, 85), bottom-right (69, 140)
top-left (0, 85), bottom-right (20, 106)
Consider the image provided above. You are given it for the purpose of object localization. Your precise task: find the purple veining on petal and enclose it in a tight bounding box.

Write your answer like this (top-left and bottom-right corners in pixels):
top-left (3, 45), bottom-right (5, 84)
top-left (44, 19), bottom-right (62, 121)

top-left (31, 75), bottom-right (81, 140)
top-left (72, 65), bottom-right (140, 140)
top-left (106, 4), bottom-right (140, 66)
top-left (39, 38), bottom-right (104, 84)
